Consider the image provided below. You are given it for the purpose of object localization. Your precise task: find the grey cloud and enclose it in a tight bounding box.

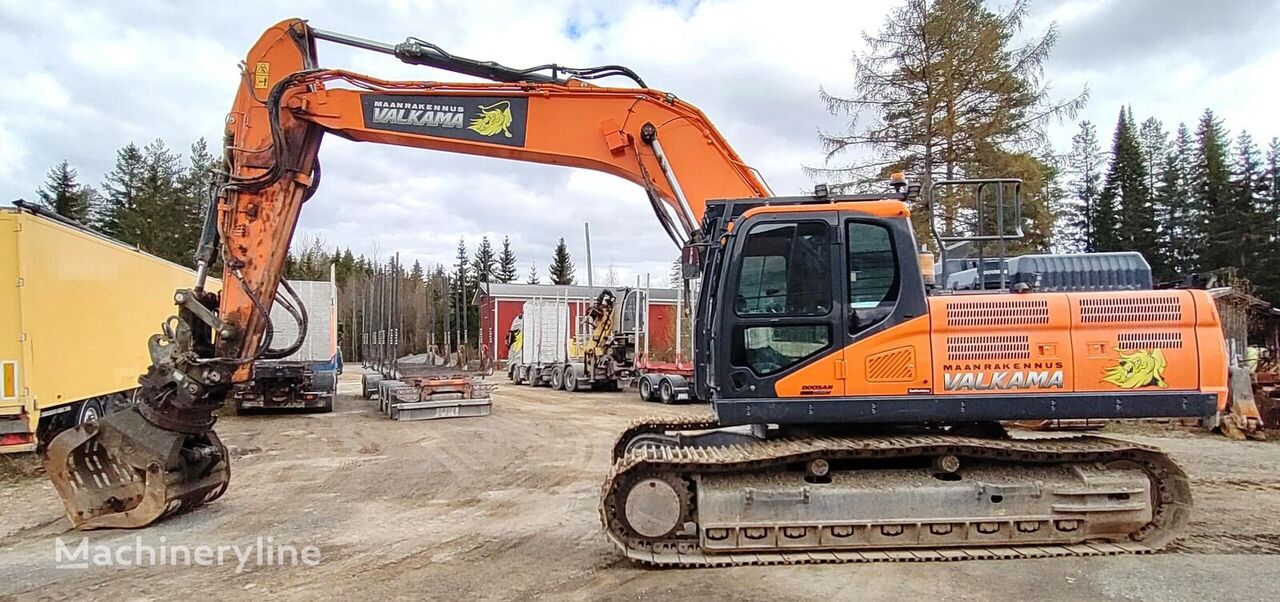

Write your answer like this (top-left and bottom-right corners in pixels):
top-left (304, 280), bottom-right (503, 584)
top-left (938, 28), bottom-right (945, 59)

top-left (1047, 0), bottom-right (1280, 71)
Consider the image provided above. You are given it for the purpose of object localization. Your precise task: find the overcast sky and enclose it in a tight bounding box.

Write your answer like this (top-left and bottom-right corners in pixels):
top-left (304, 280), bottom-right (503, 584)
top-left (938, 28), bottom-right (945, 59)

top-left (2, 0), bottom-right (1277, 285)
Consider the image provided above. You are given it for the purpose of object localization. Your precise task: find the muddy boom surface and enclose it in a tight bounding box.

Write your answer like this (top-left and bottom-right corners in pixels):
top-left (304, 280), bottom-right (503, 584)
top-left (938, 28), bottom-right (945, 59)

top-left (600, 417), bottom-right (1192, 567)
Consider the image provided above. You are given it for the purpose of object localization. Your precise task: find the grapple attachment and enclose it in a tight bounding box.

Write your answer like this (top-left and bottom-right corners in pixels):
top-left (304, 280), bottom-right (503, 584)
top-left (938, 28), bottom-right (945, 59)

top-left (46, 406), bottom-right (230, 529)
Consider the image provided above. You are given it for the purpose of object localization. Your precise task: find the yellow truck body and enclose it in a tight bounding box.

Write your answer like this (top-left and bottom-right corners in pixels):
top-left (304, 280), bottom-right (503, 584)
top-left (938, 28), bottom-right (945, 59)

top-left (0, 206), bottom-right (210, 453)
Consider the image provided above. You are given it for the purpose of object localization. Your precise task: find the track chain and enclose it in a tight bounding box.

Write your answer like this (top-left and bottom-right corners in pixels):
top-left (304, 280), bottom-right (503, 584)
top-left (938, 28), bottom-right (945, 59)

top-left (599, 421), bottom-right (1192, 567)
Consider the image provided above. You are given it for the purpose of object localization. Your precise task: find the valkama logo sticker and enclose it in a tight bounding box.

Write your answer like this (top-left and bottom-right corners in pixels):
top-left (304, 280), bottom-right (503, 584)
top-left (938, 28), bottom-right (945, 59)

top-left (467, 101), bottom-right (514, 138)
top-left (1102, 348), bottom-right (1168, 389)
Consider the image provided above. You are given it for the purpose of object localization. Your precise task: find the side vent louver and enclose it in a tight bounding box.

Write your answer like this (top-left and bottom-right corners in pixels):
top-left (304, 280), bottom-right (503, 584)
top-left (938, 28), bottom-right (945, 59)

top-left (946, 335), bottom-right (1031, 361)
top-left (1079, 296), bottom-right (1182, 323)
top-left (946, 300), bottom-right (1050, 327)
top-left (1117, 332), bottom-right (1183, 349)
top-left (866, 347), bottom-right (915, 382)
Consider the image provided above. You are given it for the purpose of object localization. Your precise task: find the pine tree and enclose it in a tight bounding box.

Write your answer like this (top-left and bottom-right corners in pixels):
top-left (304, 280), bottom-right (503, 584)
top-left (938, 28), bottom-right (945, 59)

top-left (1193, 109), bottom-right (1232, 272)
top-left (97, 143), bottom-right (146, 237)
top-left (453, 238), bottom-right (472, 345)
top-left (813, 0), bottom-right (1084, 248)
top-left (109, 139), bottom-right (185, 262)
top-left (496, 236), bottom-right (518, 283)
top-left (410, 259), bottom-right (424, 282)
top-left (471, 236), bottom-right (497, 284)
top-left (1066, 122), bottom-right (1104, 252)
top-left (1258, 138), bottom-right (1280, 303)
top-left (450, 236), bottom-right (471, 297)
top-left (1137, 118), bottom-right (1168, 199)
top-left (286, 236), bottom-right (330, 280)
top-left (1042, 158), bottom-right (1070, 253)
top-left (174, 138), bottom-right (217, 266)
top-left (335, 248), bottom-right (358, 284)
top-left (1158, 124), bottom-right (1198, 278)
top-left (548, 238), bottom-right (575, 285)
top-left (1137, 117), bottom-right (1169, 276)
top-left (1226, 131), bottom-right (1265, 274)
top-left (1098, 108), bottom-right (1155, 263)
top-left (669, 258), bottom-right (682, 288)
top-left (526, 262), bottom-right (541, 284)
top-left (36, 161), bottom-right (92, 221)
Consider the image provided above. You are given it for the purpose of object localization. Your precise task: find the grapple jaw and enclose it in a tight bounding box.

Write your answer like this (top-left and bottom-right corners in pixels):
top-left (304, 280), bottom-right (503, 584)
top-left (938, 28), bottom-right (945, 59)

top-left (45, 287), bottom-right (236, 529)
top-left (46, 406), bottom-right (230, 530)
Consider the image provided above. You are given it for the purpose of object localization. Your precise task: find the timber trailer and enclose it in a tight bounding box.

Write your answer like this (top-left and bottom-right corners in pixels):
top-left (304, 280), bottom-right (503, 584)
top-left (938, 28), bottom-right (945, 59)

top-left (508, 289), bottom-right (641, 392)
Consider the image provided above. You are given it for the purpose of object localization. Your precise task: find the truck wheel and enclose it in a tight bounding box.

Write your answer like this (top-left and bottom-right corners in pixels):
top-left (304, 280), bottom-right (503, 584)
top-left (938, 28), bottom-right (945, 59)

top-left (550, 365), bottom-right (565, 390)
top-left (77, 398), bottom-right (104, 426)
top-left (638, 376), bottom-right (655, 402)
top-left (658, 378), bottom-right (677, 404)
top-left (563, 368), bottom-right (579, 392)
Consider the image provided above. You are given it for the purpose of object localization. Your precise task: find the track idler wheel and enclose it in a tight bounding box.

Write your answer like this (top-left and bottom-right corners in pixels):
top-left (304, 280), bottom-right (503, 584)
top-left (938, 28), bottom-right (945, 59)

top-left (618, 473), bottom-right (693, 540)
top-left (45, 406), bottom-right (230, 529)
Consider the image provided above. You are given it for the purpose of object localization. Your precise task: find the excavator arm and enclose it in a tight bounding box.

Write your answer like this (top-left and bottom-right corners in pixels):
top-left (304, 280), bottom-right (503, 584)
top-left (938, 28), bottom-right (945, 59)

top-left (46, 18), bottom-right (768, 529)
top-left (219, 19), bottom-right (767, 371)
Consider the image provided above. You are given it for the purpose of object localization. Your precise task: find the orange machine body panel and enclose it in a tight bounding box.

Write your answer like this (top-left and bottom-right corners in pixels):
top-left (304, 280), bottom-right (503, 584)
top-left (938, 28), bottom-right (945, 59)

top-left (846, 316), bottom-right (934, 397)
top-left (773, 316), bottom-right (934, 398)
top-left (775, 289), bottom-right (1227, 407)
top-left (741, 200), bottom-right (910, 221)
top-left (930, 293), bottom-right (1075, 395)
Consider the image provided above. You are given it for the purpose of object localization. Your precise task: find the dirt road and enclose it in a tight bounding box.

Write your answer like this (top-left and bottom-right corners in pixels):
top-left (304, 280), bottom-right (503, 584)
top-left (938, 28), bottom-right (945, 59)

top-left (3, 369), bottom-right (1280, 601)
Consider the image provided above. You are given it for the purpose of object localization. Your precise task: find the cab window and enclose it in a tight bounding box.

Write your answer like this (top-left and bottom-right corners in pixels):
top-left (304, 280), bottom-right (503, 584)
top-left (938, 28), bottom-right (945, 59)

top-left (736, 325), bottom-right (831, 376)
top-left (847, 221), bottom-right (899, 332)
top-left (735, 222), bottom-right (830, 316)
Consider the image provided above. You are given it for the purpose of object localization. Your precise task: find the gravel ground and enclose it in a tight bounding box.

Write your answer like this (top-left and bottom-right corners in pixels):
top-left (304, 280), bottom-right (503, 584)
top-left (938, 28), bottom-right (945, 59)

top-left (2, 367), bottom-right (1279, 601)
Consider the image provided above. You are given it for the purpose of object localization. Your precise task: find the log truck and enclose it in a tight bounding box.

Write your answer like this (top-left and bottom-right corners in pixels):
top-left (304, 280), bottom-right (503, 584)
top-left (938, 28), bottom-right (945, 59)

top-left (46, 19), bottom-right (1226, 566)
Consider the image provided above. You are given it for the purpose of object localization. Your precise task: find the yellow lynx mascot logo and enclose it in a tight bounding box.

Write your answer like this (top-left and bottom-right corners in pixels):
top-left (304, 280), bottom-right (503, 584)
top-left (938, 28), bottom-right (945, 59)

top-left (1102, 349), bottom-right (1168, 389)
top-left (468, 101), bottom-right (514, 138)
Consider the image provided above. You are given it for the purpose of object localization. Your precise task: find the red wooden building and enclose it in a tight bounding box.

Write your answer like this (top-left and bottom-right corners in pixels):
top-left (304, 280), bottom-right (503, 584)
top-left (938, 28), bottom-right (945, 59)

top-left (475, 283), bottom-right (682, 364)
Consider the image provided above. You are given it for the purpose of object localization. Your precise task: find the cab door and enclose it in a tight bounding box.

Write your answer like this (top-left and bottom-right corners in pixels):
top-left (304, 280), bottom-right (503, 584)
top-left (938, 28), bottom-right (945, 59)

top-left (715, 211), bottom-right (843, 399)
top-left (840, 213), bottom-right (932, 396)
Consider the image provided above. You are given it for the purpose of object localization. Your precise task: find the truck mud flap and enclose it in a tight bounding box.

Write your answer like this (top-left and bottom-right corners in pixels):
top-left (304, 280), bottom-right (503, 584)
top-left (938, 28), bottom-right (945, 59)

top-left (46, 407), bottom-right (229, 529)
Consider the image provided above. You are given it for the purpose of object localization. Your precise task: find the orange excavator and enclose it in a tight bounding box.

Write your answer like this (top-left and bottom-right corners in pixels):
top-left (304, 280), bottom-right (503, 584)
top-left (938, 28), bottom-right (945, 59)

top-left (47, 19), bottom-right (1226, 566)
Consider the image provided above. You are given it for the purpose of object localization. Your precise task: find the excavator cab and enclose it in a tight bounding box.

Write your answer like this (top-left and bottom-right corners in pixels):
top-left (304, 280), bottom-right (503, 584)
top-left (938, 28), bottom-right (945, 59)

top-left (690, 184), bottom-right (934, 410)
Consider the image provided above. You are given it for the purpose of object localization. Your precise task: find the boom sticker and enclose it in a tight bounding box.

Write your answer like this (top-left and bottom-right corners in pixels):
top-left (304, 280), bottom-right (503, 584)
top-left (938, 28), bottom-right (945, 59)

top-left (467, 101), bottom-right (515, 138)
top-left (1102, 349), bottom-right (1168, 389)
top-left (361, 94), bottom-right (528, 147)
